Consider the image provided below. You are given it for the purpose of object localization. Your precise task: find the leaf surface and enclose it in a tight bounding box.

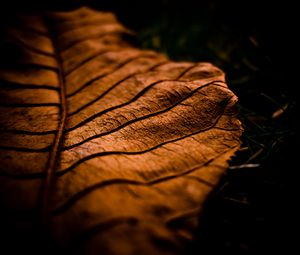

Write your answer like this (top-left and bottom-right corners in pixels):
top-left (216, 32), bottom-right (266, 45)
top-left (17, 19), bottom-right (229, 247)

top-left (0, 7), bottom-right (243, 255)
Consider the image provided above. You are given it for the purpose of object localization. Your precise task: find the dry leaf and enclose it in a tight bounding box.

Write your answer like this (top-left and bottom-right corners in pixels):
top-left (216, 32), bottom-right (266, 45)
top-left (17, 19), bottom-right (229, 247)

top-left (0, 7), bottom-right (243, 255)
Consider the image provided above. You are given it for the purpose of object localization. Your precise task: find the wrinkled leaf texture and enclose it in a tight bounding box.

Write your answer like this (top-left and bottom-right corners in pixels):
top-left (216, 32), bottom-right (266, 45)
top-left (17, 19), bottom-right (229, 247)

top-left (0, 7), bottom-right (242, 255)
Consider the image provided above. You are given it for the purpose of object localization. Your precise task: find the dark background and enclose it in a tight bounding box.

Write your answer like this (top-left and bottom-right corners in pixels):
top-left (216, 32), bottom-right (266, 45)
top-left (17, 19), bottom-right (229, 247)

top-left (1, 0), bottom-right (295, 254)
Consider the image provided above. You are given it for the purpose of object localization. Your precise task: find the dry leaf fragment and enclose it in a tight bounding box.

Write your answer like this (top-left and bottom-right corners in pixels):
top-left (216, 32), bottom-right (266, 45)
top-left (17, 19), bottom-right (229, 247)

top-left (0, 7), bottom-right (243, 255)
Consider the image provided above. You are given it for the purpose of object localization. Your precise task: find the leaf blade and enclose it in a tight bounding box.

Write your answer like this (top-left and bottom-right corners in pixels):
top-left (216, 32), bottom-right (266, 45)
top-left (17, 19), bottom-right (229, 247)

top-left (0, 7), bottom-right (243, 255)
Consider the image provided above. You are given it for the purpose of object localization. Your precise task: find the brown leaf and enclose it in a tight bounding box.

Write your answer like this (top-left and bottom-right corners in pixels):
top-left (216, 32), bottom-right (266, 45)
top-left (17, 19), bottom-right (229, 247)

top-left (0, 7), bottom-right (243, 255)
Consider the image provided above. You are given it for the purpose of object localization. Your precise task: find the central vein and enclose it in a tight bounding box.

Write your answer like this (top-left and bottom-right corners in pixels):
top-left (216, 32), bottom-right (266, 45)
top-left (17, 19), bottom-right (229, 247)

top-left (40, 18), bottom-right (68, 227)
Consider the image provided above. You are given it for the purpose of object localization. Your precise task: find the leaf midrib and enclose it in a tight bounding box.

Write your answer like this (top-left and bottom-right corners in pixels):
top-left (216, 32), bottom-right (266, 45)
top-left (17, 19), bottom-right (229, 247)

top-left (39, 18), bottom-right (67, 225)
